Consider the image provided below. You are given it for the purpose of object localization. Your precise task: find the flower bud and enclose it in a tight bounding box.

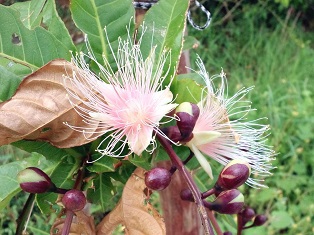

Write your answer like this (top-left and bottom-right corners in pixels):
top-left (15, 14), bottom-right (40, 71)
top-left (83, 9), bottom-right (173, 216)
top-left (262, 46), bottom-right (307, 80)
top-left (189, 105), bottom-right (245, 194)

top-left (253, 214), bottom-right (267, 226)
top-left (180, 188), bottom-right (194, 202)
top-left (161, 126), bottom-right (183, 143)
top-left (223, 232), bottom-right (233, 235)
top-left (17, 167), bottom-right (56, 194)
top-left (62, 189), bottom-right (86, 212)
top-left (215, 160), bottom-right (251, 192)
top-left (240, 207), bottom-right (255, 221)
top-left (209, 189), bottom-right (244, 214)
top-left (145, 167), bottom-right (172, 191)
top-left (175, 102), bottom-right (200, 141)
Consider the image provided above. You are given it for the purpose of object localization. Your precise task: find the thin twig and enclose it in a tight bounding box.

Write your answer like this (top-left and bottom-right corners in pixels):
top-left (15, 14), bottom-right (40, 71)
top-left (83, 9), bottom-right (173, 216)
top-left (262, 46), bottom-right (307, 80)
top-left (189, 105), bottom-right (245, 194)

top-left (15, 193), bottom-right (35, 235)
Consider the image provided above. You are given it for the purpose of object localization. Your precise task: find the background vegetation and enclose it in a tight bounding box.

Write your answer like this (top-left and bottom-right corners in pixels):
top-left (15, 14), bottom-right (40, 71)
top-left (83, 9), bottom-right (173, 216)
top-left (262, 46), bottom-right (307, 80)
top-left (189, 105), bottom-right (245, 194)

top-left (0, 0), bottom-right (313, 234)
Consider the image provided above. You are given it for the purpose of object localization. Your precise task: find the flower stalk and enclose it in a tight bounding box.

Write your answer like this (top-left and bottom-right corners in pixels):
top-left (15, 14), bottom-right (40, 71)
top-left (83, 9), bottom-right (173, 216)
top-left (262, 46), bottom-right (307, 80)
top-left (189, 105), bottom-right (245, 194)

top-left (155, 132), bottom-right (214, 235)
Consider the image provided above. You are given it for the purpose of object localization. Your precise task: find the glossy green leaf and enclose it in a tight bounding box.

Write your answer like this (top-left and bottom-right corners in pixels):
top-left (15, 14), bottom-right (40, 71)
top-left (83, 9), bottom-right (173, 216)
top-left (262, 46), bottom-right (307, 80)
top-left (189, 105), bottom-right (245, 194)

top-left (87, 174), bottom-right (115, 212)
top-left (140, 0), bottom-right (190, 83)
top-left (0, 4), bottom-right (73, 71)
top-left (36, 155), bottom-right (80, 214)
top-left (70, 0), bottom-right (135, 67)
top-left (87, 154), bottom-right (120, 173)
top-left (0, 153), bottom-right (50, 211)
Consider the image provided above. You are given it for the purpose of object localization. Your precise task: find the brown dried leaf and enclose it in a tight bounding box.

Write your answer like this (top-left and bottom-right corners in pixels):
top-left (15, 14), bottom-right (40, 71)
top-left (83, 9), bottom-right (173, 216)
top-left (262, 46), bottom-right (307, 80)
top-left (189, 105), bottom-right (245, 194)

top-left (0, 59), bottom-right (100, 148)
top-left (51, 210), bottom-right (96, 235)
top-left (96, 168), bottom-right (166, 235)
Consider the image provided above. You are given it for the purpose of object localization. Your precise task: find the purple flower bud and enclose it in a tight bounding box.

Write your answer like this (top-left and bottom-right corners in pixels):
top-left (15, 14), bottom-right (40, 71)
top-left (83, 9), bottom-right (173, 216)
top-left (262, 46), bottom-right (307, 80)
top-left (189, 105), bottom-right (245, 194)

top-left (208, 189), bottom-right (244, 214)
top-left (215, 160), bottom-right (251, 192)
top-left (175, 102), bottom-right (200, 141)
top-left (145, 167), bottom-right (172, 191)
top-left (253, 214), bottom-right (267, 226)
top-left (180, 188), bottom-right (194, 202)
top-left (239, 207), bottom-right (256, 226)
top-left (241, 207), bottom-right (255, 220)
top-left (17, 167), bottom-right (56, 194)
top-left (62, 189), bottom-right (86, 212)
top-left (223, 232), bottom-right (233, 235)
top-left (161, 126), bottom-right (183, 143)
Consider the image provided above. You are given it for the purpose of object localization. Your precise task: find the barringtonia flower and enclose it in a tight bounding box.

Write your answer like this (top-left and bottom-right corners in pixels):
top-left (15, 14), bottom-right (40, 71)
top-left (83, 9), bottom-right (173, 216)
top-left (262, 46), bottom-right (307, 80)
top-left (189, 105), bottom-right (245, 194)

top-left (185, 57), bottom-right (274, 187)
top-left (64, 35), bottom-right (177, 158)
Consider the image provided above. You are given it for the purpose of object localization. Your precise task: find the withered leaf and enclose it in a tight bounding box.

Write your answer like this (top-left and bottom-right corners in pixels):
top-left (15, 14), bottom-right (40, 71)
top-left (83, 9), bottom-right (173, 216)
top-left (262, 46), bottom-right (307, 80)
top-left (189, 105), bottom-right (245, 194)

top-left (0, 59), bottom-right (101, 148)
top-left (51, 210), bottom-right (96, 235)
top-left (96, 168), bottom-right (166, 235)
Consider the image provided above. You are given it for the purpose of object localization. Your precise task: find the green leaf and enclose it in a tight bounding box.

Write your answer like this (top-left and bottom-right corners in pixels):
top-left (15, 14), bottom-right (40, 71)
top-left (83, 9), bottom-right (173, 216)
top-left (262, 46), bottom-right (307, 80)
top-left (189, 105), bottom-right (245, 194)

top-left (128, 152), bottom-right (152, 170)
top-left (0, 153), bottom-right (49, 211)
top-left (171, 74), bottom-right (204, 103)
top-left (0, 4), bottom-right (73, 71)
top-left (140, 0), bottom-right (190, 83)
top-left (36, 155), bottom-right (80, 214)
top-left (87, 154), bottom-right (120, 173)
top-left (0, 65), bottom-right (22, 101)
top-left (70, 0), bottom-right (135, 67)
top-left (0, 57), bottom-right (31, 79)
top-left (87, 173), bottom-right (115, 212)
top-left (12, 140), bottom-right (69, 161)
top-left (270, 210), bottom-right (294, 230)
top-left (12, 0), bottom-right (75, 50)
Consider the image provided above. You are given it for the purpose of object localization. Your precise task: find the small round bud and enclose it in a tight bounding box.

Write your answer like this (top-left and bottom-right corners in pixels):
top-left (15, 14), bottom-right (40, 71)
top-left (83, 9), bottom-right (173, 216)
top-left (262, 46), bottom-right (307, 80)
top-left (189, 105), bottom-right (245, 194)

top-left (62, 189), bottom-right (86, 212)
top-left (175, 102), bottom-right (200, 141)
top-left (17, 167), bottom-right (55, 194)
top-left (215, 160), bottom-right (251, 192)
top-left (253, 214), bottom-right (267, 226)
top-left (239, 207), bottom-right (256, 226)
top-left (180, 188), bottom-right (194, 202)
top-left (241, 207), bottom-right (255, 220)
top-left (145, 167), bottom-right (172, 191)
top-left (209, 189), bottom-right (244, 214)
top-left (223, 232), bottom-right (233, 235)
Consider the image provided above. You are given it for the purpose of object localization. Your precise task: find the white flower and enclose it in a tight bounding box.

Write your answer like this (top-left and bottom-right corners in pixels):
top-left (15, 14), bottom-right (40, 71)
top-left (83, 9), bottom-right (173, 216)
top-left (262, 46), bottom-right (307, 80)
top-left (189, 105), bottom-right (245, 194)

top-left (64, 33), bottom-right (177, 158)
top-left (186, 57), bottom-right (275, 187)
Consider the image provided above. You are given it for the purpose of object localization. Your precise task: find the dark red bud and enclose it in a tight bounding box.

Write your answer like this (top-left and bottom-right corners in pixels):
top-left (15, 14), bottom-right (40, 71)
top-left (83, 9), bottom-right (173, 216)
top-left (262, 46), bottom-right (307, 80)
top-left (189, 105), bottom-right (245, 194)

top-left (253, 214), bottom-right (267, 226)
top-left (180, 188), bottom-right (194, 202)
top-left (17, 167), bottom-right (56, 194)
top-left (161, 126), bottom-right (184, 142)
top-left (145, 167), bottom-right (172, 191)
top-left (175, 102), bottom-right (200, 141)
top-left (62, 189), bottom-right (86, 212)
top-left (208, 189), bottom-right (244, 214)
top-left (215, 160), bottom-right (251, 193)
top-left (223, 232), bottom-right (233, 235)
top-left (241, 207), bottom-right (255, 220)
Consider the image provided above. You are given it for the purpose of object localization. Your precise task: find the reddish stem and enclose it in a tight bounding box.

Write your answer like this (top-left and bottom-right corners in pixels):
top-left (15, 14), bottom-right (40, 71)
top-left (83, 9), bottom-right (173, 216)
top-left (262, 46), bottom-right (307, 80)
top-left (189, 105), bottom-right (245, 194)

top-left (61, 210), bottom-right (74, 235)
top-left (156, 133), bottom-right (214, 235)
top-left (61, 158), bottom-right (87, 235)
top-left (208, 211), bottom-right (223, 235)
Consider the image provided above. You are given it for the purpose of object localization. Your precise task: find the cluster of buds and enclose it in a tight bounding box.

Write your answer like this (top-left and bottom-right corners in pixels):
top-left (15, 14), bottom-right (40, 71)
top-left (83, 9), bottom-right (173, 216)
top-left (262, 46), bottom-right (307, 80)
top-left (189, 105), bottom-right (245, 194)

top-left (17, 167), bottom-right (86, 212)
top-left (237, 207), bottom-right (268, 231)
top-left (180, 160), bottom-right (250, 215)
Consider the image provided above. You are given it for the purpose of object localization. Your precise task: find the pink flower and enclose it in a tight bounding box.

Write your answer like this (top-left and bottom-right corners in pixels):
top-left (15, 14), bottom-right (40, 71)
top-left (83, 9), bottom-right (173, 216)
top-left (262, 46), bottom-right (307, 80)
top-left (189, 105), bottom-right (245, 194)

top-left (186, 58), bottom-right (274, 187)
top-left (64, 37), bottom-right (177, 157)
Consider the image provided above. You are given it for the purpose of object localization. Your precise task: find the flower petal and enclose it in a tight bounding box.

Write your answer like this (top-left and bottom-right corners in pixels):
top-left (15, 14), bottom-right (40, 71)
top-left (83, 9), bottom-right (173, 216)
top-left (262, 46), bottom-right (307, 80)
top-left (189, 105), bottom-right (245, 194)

top-left (191, 131), bottom-right (221, 146)
top-left (188, 143), bottom-right (213, 179)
